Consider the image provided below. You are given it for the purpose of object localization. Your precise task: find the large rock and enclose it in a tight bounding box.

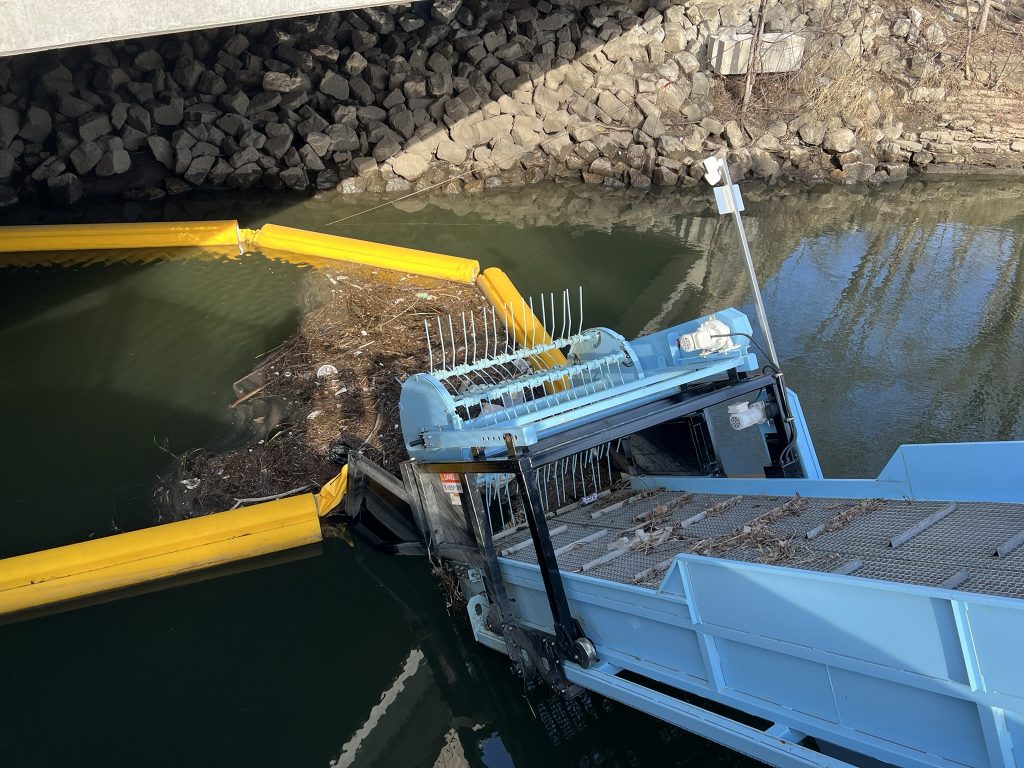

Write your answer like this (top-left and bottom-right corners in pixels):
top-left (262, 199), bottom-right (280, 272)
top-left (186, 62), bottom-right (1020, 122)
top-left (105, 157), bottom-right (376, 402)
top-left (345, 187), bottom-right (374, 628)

top-left (280, 166), bottom-right (309, 191)
top-left (220, 89), bottom-right (249, 115)
top-left (1, 106), bottom-right (20, 147)
top-left (798, 119), bottom-right (826, 146)
top-left (842, 161), bottom-right (876, 183)
top-left (431, 0), bottom-right (462, 22)
top-left (79, 112), bottom-right (113, 142)
top-left (391, 152), bottom-right (429, 180)
top-left (724, 120), bottom-right (747, 148)
top-left (436, 139), bottom-right (467, 164)
top-left (69, 140), bottom-right (103, 174)
top-left (47, 173), bottom-right (85, 205)
top-left (263, 72), bottom-right (305, 93)
top-left (148, 136), bottom-right (174, 169)
top-left (173, 58), bottom-right (204, 89)
top-left (30, 156), bottom-right (66, 182)
top-left (0, 149), bottom-right (13, 179)
top-left (326, 124), bottom-right (360, 152)
top-left (823, 128), bottom-right (856, 153)
top-left (227, 162), bottom-right (262, 188)
top-left (184, 155), bottom-right (216, 185)
top-left (96, 148), bottom-right (131, 176)
top-left (152, 100), bottom-right (184, 127)
top-left (319, 71), bottom-right (350, 101)
top-left (19, 107), bottom-right (52, 143)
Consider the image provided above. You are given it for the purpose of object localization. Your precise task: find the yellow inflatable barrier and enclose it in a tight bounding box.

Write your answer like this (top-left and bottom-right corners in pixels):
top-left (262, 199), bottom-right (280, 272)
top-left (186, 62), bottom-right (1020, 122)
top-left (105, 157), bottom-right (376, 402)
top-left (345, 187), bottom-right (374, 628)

top-left (477, 267), bottom-right (568, 370)
top-left (0, 495), bottom-right (322, 617)
top-left (252, 224), bottom-right (480, 284)
top-left (0, 220), bottom-right (243, 253)
top-left (315, 465), bottom-right (348, 517)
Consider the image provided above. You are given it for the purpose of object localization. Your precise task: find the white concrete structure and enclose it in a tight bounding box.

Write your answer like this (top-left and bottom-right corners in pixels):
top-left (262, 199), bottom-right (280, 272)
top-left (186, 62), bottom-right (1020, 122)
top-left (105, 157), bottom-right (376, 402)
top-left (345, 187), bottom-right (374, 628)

top-left (0, 0), bottom-right (396, 57)
top-left (708, 31), bottom-right (808, 75)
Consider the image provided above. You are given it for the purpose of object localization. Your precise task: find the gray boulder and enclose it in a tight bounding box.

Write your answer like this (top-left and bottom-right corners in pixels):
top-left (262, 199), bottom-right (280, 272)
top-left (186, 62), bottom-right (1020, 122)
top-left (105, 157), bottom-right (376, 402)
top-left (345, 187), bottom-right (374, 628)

top-left (823, 128), bottom-right (856, 153)
top-left (19, 107), bottom-right (52, 143)
top-left (319, 71), bottom-right (350, 101)
top-left (96, 148), bottom-right (131, 176)
top-left (69, 140), bottom-right (103, 174)
top-left (47, 173), bottom-right (85, 205)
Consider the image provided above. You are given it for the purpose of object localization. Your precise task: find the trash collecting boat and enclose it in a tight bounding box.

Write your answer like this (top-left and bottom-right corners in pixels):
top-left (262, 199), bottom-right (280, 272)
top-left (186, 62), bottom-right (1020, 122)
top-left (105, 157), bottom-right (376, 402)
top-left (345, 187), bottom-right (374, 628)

top-left (380, 157), bottom-right (1024, 768)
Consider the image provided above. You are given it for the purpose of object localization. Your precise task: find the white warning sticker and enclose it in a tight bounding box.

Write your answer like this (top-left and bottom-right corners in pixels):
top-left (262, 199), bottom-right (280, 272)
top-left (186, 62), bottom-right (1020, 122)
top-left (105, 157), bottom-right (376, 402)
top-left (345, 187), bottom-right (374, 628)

top-left (440, 472), bottom-right (462, 505)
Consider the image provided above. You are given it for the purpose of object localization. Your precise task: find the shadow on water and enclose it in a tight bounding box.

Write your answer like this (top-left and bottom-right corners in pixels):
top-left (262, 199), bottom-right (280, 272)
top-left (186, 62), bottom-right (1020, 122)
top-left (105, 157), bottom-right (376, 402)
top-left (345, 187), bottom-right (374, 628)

top-left (0, 176), bottom-right (1023, 766)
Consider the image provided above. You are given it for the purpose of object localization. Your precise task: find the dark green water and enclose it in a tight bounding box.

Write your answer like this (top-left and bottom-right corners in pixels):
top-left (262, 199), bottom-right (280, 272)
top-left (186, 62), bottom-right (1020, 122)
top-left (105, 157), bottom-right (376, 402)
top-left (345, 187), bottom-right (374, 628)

top-left (1, 178), bottom-right (1022, 767)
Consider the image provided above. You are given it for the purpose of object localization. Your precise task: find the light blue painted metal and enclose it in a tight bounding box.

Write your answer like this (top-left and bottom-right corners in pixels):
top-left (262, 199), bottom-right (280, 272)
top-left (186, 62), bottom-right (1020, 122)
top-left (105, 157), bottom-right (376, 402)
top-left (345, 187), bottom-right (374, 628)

top-left (400, 309), bottom-right (757, 461)
top-left (491, 553), bottom-right (1024, 768)
top-left (784, 389), bottom-right (823, 480)
top-left (633, 441), bottom-right (1024, 503)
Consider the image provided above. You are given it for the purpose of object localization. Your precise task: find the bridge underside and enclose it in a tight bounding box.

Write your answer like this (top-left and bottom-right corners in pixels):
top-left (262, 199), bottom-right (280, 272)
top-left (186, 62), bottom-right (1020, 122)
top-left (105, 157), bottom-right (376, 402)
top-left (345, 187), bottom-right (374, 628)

top-left (0, 0), bottom-right (398, 58)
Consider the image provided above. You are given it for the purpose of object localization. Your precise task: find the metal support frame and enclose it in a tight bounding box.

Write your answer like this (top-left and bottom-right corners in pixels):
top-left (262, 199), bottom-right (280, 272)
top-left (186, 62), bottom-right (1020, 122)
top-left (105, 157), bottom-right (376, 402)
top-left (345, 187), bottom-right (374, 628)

top-left (419, 370), bottom-right (808, 680)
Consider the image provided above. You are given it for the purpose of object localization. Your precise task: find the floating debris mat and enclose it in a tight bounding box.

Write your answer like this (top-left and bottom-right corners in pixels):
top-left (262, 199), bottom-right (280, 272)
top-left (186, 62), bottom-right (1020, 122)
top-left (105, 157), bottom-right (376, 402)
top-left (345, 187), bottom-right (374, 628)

top-left (496, 489), bottom-right (1024, 599)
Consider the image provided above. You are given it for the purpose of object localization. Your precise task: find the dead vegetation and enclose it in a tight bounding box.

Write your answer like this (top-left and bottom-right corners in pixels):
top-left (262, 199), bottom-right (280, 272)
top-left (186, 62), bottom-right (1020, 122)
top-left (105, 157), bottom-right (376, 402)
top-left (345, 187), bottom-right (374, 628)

top-left (713, 0), bottom-right (1024, 139)
top-left (686, 493), bottom-right (809, 564)
top-left (154, 262), bottom-right (489, 520)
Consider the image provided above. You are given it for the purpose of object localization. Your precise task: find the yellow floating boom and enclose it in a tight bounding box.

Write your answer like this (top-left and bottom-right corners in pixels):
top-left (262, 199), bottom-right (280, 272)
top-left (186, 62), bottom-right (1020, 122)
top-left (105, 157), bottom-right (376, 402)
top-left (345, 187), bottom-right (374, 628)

top-left (477, 267), bottom-right (568, 370)
top-left (0, 494), bottom-right (323, 617)
top-left (250, 224), bottom-right (479, 284)
top-left (0, 220), bottom-right (243, 253)
top-left (0, 220), bottom-right (481, 284)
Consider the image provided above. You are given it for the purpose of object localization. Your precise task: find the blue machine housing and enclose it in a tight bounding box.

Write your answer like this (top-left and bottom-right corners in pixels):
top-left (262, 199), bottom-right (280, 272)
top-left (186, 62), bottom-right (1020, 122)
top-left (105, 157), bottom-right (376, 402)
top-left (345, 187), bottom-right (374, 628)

top-left (399, 308), bottom-right (759, 462)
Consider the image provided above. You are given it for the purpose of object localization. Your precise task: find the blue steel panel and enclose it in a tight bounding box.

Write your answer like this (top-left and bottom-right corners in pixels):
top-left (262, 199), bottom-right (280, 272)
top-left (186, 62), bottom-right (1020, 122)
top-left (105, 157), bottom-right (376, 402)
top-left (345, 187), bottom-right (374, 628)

top-left (965, 603), bottom-right (1024, 702)
top-left (501, 564), bottom-right (710, 683)
top-left (827, 667), bottom-right (989, 767)
top-left (493, 554), bottom-right (1024, 767)
top-left (678, 557), bottom-right (971, 684)
top-left (716, 638), bottom-right (840, 723)
top-left (1005, 710), bottom-right (1024, 761)
top-left (874, 442), bottom-right (1024, 503)
top-left (785, 389), bottom-right (824, 480)
top-left (564, 664), bottom-right (855, 768)
top-left (635, 440), bottom-right (1024, 503)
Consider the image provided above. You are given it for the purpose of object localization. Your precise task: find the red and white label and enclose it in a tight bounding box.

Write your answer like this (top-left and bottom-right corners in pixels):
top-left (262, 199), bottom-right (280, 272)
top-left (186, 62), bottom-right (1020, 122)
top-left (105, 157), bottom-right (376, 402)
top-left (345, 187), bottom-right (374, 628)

top-left (439, 472), bottom-right (461, 495)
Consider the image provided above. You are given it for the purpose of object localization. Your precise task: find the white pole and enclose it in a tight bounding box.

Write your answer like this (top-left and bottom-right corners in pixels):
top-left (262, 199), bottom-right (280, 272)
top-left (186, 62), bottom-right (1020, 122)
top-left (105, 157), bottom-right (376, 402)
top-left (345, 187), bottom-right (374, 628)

top-left (717, 159), bottom-right (781, 368)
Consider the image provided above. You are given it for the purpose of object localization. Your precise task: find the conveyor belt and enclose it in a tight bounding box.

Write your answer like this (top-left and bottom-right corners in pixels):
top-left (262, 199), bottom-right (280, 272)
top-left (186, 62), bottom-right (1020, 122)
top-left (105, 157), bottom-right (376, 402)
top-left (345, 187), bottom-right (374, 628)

top-left (496, 489), bottom-right (1024, 598)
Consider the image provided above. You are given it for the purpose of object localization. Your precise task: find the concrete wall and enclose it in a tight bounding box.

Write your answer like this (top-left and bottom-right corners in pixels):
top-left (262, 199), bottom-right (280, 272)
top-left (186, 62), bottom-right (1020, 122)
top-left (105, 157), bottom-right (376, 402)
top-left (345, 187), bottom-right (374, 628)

top-left (0, 0), bottom-right (396, 57)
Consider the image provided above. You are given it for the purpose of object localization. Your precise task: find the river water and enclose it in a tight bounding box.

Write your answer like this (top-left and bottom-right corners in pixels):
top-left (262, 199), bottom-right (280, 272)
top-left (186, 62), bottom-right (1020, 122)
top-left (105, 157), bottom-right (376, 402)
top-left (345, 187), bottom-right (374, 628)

top-left (1, 177), bottom-right (1022, 767)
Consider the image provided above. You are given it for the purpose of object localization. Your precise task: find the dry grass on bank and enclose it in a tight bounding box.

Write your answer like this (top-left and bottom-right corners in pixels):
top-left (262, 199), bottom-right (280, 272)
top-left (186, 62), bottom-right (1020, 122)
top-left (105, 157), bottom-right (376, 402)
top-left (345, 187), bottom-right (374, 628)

top-left (154, 262), bottom-right (490, 520)
top-left (711, 0), bottom-right (1024, 136)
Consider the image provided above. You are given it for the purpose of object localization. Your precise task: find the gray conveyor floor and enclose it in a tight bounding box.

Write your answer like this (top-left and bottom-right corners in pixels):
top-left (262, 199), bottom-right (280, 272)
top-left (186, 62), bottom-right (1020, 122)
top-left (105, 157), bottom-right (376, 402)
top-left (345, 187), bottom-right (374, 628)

top-left (494, 488), bottom-right (1024, 599)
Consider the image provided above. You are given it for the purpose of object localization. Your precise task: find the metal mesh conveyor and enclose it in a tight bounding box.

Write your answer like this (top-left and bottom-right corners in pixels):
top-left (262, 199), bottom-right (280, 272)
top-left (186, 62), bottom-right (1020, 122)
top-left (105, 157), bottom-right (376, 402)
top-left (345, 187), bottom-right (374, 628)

top-left (495, 489), bottom-right (1024, 598)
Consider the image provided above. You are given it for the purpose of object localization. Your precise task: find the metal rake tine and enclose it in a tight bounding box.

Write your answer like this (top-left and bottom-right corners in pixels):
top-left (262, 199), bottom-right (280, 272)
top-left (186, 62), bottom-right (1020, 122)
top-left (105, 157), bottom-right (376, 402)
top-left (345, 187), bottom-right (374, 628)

top-left (549, 292), bottom-right (557, 340)
top-left (520, 297), bottom-right (528, 352)
top-left (528, 296), bottom-right (537, 348)
top-left (436, 316), bottom-right (447, 372)
top-left (447, 314), bottom-right (458, 371)
top-left (470, 313), bottom-right (478, 366)
top-left (504, 480), bottom-right (514, 529)
top-left (565, 288), bottom-right (573, 339)
top-left (503, 303), bottom-right (512, 354)
top-left (461, 312), bottom-right (469, 367)
top-left (605, 442), bottom-right (612, 487)
top-left (578, 286), bottom-right (584, 336)
top-left (424, 319), bottom-right (434, 373)
top-left (481, 307), bottom-right (489, 364)
top-left (540, 295), bottom-right (547, 344)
